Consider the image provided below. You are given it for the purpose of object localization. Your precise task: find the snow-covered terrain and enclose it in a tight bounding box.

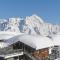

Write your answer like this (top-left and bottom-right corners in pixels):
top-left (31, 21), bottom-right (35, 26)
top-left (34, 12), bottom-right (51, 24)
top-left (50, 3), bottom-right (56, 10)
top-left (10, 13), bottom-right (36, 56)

top-left (0, 14), bottom-right (60, 37)
top-left (0, 14), bottom-right (60, 49)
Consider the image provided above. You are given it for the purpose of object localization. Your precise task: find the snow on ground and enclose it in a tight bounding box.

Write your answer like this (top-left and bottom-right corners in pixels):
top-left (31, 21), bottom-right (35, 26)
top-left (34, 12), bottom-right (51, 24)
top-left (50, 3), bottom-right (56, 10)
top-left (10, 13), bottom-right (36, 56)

top-left (52, 34), bottom-right (60, 46)
top-left (0, 31), bottom-right (23, 40)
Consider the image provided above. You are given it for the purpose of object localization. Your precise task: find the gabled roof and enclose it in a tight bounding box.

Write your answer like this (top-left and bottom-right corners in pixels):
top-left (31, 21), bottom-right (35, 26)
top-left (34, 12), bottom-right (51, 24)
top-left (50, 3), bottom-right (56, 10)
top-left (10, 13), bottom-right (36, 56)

top-left (7, 34), bottom-right (54, 50)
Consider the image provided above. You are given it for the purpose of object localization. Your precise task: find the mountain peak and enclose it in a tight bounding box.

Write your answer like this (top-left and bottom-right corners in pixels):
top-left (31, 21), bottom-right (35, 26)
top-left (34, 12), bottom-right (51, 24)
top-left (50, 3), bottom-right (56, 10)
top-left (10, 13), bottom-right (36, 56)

top-left (31, 14), bottom-right (44, 23)
top-left (25, 14), bottom-right (44, 24)
top-left (0, 14), bottom-right (60, 37)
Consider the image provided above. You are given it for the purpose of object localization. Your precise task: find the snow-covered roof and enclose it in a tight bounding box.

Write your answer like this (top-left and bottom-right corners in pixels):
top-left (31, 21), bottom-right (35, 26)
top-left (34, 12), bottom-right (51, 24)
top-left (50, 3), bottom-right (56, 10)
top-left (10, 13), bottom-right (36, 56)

top-left (6, 34), bottom-right (54, 50)
top-left (0, 42), bottom-right (9, 48)
top-left (0, 31), bottom-right (22, 40)
top-left (52, 34), bottom-right (60, 46)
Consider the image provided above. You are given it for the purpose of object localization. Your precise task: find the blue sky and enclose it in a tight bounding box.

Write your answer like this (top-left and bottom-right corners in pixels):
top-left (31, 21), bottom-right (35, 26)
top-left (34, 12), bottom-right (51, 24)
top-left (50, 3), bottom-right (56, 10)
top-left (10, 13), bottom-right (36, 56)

top-left (0, 0), bottom-right (60, 24)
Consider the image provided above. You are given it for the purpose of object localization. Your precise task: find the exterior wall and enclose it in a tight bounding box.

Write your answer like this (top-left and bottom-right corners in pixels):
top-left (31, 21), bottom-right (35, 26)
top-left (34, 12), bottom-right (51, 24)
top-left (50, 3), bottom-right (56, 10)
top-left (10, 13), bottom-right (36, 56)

top-left (58, 46), bottom-right (60, 58)
top-left (49, 47), bottom-right (52, 54)
top-left (50, 46), bottom-right (59, 59)
top-left (0, 57), bottom-right (5, 60)
top-left (32, 48), bottom-right (49, 60)
top-left (0, 41), bottom-right (53, 60)
top-left (12, 42), bottom-right (49, 60)
top-left (6, 58), bottom-right (14, 60)
top-left (13, 41), bottom-right (23, 50)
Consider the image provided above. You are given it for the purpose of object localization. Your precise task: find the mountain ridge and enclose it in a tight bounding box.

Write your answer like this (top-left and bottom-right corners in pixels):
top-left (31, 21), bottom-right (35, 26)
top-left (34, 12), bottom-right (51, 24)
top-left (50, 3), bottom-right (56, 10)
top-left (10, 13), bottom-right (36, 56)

top-left (0, 14), bottom-right (60, 37)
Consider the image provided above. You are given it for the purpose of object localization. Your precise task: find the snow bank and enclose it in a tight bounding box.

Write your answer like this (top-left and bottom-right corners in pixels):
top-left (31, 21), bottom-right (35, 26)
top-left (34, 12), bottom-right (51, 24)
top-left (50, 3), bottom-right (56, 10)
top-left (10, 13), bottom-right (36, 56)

top-left (52, 34), bottom-right (60, 46)
top-left (0, 31), bottom-right (23, 40)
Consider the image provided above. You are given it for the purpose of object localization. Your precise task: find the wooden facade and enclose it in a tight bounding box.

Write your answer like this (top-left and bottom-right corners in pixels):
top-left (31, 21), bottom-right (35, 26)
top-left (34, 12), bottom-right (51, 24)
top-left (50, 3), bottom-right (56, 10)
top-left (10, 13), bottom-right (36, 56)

top-left (32, 48), bottom-right (49, 60)
top-left (12, 41), bottom-right (49, 60)
top-left (0, 41), bottom-right (51, 60)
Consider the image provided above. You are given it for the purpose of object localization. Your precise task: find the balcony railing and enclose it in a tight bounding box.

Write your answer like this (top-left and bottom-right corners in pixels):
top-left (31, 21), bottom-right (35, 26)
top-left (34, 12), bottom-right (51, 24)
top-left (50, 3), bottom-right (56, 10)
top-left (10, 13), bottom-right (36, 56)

top-left (0, 48), bottom-right (23, 55)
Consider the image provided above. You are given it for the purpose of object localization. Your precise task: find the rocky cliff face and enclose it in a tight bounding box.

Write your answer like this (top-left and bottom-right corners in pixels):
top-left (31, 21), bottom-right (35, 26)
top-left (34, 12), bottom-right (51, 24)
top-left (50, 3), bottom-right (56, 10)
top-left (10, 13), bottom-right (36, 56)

top-left (0, 14), bottom-right (60, 36)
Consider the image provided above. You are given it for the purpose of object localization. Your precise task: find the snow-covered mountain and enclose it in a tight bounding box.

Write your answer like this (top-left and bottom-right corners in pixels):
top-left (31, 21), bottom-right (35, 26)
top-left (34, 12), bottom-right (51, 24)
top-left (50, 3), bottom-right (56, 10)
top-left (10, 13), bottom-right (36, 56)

top-left (0, 14), bottom-right (60, 37)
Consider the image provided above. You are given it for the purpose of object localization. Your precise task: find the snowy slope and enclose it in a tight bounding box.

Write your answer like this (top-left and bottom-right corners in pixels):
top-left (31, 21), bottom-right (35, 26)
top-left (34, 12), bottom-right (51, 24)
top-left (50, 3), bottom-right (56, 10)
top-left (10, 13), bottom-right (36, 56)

top-left (0, 14), bottom-right (60, 37)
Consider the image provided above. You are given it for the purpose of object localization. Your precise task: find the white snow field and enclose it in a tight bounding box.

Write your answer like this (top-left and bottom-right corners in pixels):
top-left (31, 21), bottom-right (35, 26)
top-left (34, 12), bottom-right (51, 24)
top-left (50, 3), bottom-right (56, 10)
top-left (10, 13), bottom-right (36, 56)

top-left (52, 34), bottom-right (60, 46)
top-left (0, 31), bottom-right (23, 40)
